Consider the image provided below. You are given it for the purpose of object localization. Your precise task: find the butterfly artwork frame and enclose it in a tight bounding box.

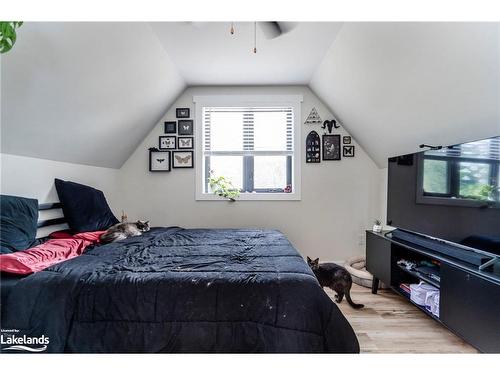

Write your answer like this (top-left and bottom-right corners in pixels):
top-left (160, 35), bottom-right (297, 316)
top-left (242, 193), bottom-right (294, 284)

top-left (178, 120), bottom-right (194, 135)
top-left (172, 151), bottom-right (194, 169)
top-left (177, 136), bottom-right (193, 149)
top-left (149, 149), bottom-right (171, 172)
top-left (159, 136), bottom-right (176, 150)
top-left (176, 108), bottom-right (190, 118)
top-left (343, 145), bottom-right (355, 157)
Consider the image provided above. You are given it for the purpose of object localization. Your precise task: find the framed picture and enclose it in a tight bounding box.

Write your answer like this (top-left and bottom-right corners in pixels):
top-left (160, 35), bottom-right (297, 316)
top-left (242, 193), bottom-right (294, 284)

top-left (343, 145), bottom-right (355, 157)
top-left (164, 121), bottom-right (177, 134)
top-left (149, 150), bottom-right (171, 172)
top-left (306, 130), bottom-right (321, 163)
top-left (178, 136), bottom-right (194, 149)
top-left (322, 134), bottom-right (341, 161)
top-left (178, 120), bottom-right (193, 135)
top-left (176, 108), bottom-right (190, 118)
top-left (159, 136), bottom-right (176, 150)
top-left (172, 151), bottom-right (194, 168)
top-left (343, 136), bottom-right (352, 144)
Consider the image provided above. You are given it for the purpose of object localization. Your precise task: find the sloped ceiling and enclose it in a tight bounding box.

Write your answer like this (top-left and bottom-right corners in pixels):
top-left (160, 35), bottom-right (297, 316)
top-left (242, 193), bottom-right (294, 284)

top-left (310, 22), bottom-right (500, 167)
top-left (1, 22), bottom-right (185, 168)
top-left (1, 22), bottom-right (499, 169)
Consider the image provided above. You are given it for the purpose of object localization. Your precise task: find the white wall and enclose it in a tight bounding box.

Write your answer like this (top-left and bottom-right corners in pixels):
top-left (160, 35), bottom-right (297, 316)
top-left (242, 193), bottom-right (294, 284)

top-left (379, 167), bottom-right (390, 227)
top-left (119, 86), bottom-right (382, 261)
top-left (0, 153), bottom-right (120, 212)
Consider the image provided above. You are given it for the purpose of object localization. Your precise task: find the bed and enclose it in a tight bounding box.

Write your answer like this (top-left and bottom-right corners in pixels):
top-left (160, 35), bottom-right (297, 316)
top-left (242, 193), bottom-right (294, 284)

top-left (1, 200), bottom-right (359, 353)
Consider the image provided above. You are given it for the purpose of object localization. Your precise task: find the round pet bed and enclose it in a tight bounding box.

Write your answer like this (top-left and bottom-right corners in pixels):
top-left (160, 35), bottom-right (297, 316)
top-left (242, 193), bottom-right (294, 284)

top-left (345, 255), bottom-right (386, 289)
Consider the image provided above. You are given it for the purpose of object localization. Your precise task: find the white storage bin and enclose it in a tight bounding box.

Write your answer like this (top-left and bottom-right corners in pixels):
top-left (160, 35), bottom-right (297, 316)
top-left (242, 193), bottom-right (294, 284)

top-left (410, 282), bottom-right (439, 306)
top-left (427, 292), bottom-right (440, 318)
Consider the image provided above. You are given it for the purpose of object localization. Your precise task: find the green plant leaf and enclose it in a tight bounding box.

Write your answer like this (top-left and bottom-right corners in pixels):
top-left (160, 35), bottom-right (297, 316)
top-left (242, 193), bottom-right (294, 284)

top-left (208, 171), bottom-right (240, 201)
top-left (0, 21), bottom-right (23, 54)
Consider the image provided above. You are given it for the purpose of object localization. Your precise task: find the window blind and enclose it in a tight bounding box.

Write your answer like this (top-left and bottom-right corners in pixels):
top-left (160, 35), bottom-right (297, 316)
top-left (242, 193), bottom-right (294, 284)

top-left (203, 106), bottom-right (294, 155)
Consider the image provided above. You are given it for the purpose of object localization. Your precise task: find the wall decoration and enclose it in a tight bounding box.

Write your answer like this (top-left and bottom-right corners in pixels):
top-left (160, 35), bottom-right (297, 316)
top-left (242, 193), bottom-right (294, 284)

top-left (172, 151), bottom-right (194, 168)
top-left (176, 108), bottom-right (190, 118)
top-left (306, 131), bottom-right (321, 163)
top-left (149, 149), bottom-right (171, 172)
top-left (321, 119), bottom-right (340, 134)
top-left (322, 134), bottom-right (341, 161)
top-left (343, 145), bottom-right (355, 157)
top-left (178, 136), bottom-right (194, 149)
top-left (159, 136), bottom-right (176, 150)
top-left (178, 120), bottom-right (194, 135)
top-left (304, 107), bottom-right (322, 125)
top-left (343, 136), bottom-right (352, 144)
top-left (164, 121), bottom-right (177, 134)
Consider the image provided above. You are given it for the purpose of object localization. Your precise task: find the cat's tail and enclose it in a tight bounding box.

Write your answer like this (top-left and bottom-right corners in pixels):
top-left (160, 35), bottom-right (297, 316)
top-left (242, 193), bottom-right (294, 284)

top-left (99, 231), bottom-right (116, 244)
top-left (345, 287), bottom-right (364, 309)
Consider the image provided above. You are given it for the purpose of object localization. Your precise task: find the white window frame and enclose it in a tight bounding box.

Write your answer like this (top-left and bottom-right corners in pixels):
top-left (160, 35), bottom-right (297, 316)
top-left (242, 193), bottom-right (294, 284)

top-left (194, 94), bottom-right (303, 201)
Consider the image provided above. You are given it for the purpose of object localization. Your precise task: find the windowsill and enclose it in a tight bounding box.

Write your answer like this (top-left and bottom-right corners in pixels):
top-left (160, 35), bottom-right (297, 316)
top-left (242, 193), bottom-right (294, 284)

top-left (416, 194), bottom-right (499, 208)
top-left (196, 192), bottom-right (301, 201)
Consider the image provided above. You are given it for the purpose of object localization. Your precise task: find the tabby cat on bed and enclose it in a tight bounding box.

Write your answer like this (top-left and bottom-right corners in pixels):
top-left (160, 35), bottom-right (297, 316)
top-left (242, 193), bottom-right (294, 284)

top-left (307, 257), bottom-right (364, 309)
top-left (100, 220), bottom-right (150, 244)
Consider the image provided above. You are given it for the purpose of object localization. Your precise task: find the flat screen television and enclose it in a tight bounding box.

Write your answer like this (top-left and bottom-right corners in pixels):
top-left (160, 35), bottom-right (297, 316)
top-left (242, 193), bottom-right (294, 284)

top-left (387, 135), bottom-right (500, 255)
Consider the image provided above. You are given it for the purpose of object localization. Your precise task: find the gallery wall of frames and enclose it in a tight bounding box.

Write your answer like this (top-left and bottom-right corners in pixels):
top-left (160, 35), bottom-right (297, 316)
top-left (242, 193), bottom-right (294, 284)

top-left (149, 108), bottom-right (194, 172)
top-left (304, 107), bottom-right (355, 163)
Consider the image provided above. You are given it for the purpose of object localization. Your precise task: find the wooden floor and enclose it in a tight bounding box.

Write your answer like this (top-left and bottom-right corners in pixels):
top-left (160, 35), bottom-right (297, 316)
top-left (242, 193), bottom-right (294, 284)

top-left (327, 284), bottom-right (478, 353)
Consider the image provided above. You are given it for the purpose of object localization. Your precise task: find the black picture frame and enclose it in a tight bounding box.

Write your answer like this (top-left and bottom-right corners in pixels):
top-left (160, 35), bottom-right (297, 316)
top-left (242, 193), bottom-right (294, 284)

top-left (322, 134), bottom-right (341, 161)
top-left (306, 131), bottom-right (321, 163)
top-left (164, 121), bottom-right (177, 134)
top-left (343, 145), bottom-right (355, 157)
top-left (176, 108), bottom-right (190, 118)
top-left (149, 150), bottom-right (171, 172)
top-left (343, 136), bottom-right (352, 144)
top-left (178, 120), bottom-right (194, 135)
top-left (177, 136), bottom-right (194, 149)
top-left (159, 136), bottom-right (176, 150)
top-left (172, 151), bottom-right (194, 168)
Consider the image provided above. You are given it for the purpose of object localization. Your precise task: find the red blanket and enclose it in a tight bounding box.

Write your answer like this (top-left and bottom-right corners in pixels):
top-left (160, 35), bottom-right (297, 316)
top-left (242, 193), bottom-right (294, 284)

top-left (0, 231), bottom-right (105, 274)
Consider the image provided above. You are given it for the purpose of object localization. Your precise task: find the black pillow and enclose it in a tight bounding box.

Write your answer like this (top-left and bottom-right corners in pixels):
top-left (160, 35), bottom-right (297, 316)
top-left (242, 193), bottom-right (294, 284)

top-left (0, 195), bottom-right (39, 254)
top-left (54, 179), bottom-right (118, 232)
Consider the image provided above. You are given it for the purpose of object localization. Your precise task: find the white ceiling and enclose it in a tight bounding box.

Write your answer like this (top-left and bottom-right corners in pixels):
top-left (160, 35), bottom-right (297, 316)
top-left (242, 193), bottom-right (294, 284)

top-left (150, 22), bottom-right (343, 85)
top-left (1, 22), bottom-right (499, 169)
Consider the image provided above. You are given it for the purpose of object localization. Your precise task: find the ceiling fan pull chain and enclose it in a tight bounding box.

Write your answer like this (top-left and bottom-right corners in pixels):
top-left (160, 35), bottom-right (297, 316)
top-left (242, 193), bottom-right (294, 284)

top-left (253, 22), bottom-right (257, 53)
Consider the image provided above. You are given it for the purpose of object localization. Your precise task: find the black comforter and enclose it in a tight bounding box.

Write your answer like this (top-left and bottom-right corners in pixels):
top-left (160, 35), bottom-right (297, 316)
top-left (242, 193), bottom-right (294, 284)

top-left (1, 227), bottom-right (359, 353)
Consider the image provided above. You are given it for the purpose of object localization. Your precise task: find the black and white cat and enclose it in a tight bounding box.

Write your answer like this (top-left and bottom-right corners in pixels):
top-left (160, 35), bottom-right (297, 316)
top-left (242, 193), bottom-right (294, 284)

top-left (307, 257), bottom-right (364, 309)
top-left (100, 220), bottom-right (150, 244)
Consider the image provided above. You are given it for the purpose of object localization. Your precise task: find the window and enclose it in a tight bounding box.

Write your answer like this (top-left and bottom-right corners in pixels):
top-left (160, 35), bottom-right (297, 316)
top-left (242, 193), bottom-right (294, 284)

top-left (418, 137), bottom-right (500, 206)
top-left (423, 159), bottom-right (449, 195)
top-left (194, 95), bottom-right (302, 200)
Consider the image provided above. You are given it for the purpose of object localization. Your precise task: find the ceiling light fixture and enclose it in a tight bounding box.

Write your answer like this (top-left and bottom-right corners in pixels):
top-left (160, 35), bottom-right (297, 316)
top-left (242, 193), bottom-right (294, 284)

top-left (230, 22), bottom-right (234, 35)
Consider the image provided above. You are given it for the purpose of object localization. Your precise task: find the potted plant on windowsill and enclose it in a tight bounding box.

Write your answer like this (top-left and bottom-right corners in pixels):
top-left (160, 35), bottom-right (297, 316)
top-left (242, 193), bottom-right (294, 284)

top-left (372, 220), bottom-right (382, 233)
top-left (208, 172), bottom-right (240, 202)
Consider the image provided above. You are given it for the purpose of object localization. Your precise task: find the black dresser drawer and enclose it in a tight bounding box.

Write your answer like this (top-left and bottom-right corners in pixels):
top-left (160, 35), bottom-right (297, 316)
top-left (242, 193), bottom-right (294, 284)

top-left (441, 263), bottom-right (500, 353)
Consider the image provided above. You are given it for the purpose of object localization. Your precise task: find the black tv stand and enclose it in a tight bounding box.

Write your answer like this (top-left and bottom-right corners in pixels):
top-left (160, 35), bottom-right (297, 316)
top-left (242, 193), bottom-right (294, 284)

top-left (390, 229), bottom-right (499, 269)
top-left (366, 230), bottom-right (500, 353)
